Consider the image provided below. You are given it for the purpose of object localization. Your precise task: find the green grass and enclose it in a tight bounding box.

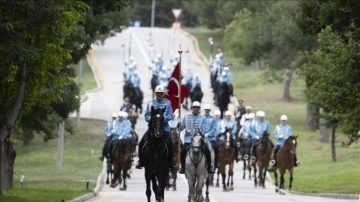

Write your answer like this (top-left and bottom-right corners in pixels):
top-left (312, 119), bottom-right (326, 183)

top-left (71, 58), bottom-right (98, 92)
top-left (186, 28), bottom-right (360, 195)
top-left (0, 119), bottom-right (105, 202)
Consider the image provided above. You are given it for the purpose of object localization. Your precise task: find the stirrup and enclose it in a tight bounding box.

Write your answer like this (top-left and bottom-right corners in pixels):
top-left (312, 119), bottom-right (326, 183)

top-left (135, 160), bottom-right (143, 169)
top-left (250, 156), bottom-right (256, 162)
top-left (295, 161), bottom-right (302, 167)
top-left (270, 159), bottom-right (276, 166)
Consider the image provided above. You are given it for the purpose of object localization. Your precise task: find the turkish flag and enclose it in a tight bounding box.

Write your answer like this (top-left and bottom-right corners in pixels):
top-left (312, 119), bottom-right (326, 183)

top-left (164, 63), bottom-right (189, 112)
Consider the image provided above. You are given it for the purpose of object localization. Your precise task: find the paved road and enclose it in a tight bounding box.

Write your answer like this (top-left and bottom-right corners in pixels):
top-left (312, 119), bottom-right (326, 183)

top-left (79, 27), bottom-right (356, 202)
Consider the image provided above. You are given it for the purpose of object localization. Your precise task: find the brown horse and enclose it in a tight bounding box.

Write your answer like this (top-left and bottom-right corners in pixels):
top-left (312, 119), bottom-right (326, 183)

top-left (110, 138), bottom-right (135, 190)
top-left (238, 136), bottom-right (252, 180)
top-left (166, 128), bottom-right (181, 191)
top-left (256, 132), bottom-right (272, 188)
top-left (273, 135), bottom-right (298, 195)
top-left (216, 128), bottom-right (235, 191)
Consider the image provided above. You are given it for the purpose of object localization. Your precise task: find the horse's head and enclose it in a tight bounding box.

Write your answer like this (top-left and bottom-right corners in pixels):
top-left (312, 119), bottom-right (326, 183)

top-left (149, 106), bottom-right (165, 138)
top-left (224, 128), bottom-right (233, 149)
top-left (190, 131), bottom-right (204, 154)
top-left (260, 131), bottom-right (270, 143)
top-left (285, 135), bottom-right (298, 154)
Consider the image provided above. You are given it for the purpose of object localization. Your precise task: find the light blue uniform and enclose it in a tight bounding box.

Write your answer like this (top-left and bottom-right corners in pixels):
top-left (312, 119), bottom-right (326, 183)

top-left (202, 114), bottom-right (217, 142)
top-left (191, 79), bottom-right (201, 92)
top-left (112, 119), bottom-right (132, 141)
top-left (239, 119), bottom-right (253, 139)
top-left (220, 119), bottom-right (237, 141)
top-left (145, 98), bottom-right (173, 132)
top-left (104, 120), bottom-right (117, 137)
top-left (130, 75), bottom-right (141, 88)
top-left (273, 124), bottom-right (292, 145)
top-left (183, 71), bottom-right (193, 86)
top-left (168, 118), bottom-right (179, 133)
top-left (181, 114), bottom-right (205, 144)
top-left (252, 119), bottom-right (271, 140)
top-left (215, 119), bottom-right (223, 137)
top-left (154, 58), bottom-right (164, 74)
top-left (219, 73), bottom-right (231, 85)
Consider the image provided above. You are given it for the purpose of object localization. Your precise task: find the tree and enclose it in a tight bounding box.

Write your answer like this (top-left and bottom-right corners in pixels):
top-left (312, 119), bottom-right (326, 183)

top-left (297, 0), bottom-right (360, 152)
top-left (224, 1), bottom-right (316, 101)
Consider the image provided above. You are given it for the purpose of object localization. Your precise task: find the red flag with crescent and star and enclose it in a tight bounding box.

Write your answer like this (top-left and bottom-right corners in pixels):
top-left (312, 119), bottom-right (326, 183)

top-left (164, 63), bottom-right (188, 112)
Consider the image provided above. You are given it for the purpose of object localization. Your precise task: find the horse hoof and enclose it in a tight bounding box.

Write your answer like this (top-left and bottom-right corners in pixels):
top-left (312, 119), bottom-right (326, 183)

top-left (216, 183), bottom-right (219, 187)
top-left (230, 186), bottom-right (234, 191)
top-left (120, 187), bottom-right (127, 191)
top-left (173, 187), bottom-right (176, 191)
top-left (110, 182), bottom-right (118, 188)
top-left (105, 180), bottom-right (109, 185)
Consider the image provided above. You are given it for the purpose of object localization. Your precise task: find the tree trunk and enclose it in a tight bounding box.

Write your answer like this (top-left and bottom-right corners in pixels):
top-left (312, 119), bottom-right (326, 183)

top-left (282, 69), bottom-right (293, 101)
top-left (56, 120), bottom-right (65, 170)
top-left (331, 126), bottom-right (336, 162)
top-left (255, 59), bottom-right (261, 70)
top-left (0, 140), bottom-right (16, 195)
top-left (319, 117), bottom-right (329, 143)
top-left (306, 103), bottom-right (319, 130)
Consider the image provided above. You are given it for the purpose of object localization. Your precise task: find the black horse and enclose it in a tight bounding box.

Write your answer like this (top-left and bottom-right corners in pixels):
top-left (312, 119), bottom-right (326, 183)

top-left (141, 106), bottom-right (169, 202)
top-left (182, 82), bottom-right (192, 110)
top-left (190, 86), bottom-right (203, 103)
top-left (123, 81), bottom-right (144, 114)
top-left (216, 82), bottom-right (231, 119)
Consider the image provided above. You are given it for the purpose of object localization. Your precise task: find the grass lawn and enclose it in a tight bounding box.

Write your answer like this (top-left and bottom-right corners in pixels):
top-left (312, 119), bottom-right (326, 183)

top-left (185, 27), bottom-right (360, 195)
top-left (0, 119), bottom-right (105, 202)
top-left (71, 58), bottom-right (98, 92)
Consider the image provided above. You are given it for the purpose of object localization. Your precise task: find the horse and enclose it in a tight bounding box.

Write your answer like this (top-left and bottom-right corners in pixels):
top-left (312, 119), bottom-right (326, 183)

top-left (256, 132), bottom-right (272, 188)
top-left (216, 128), bottom-right (235, 191)
top-left (110, 138), bottom-right (135, 190)
top-left (166, 128), bottom-right (181, 191)
top-left (189, 86), bottom-right (203, 104)
top-left (238, 136), bottom-right (253, 180)
top-left (273, 135), bottom-right (298, 195)
top-left (123, 81), bottom-right (144, 114)
top-left (185, 131), bottom-right (213, 202)
top-left (150, 74), bottom-right (159, 99)
top-left (141, 106), bottom-right (169, 202)
top-left (216, 82), bottom-right (231, 119)
top-left (182, 82), bottom-right (192, 110)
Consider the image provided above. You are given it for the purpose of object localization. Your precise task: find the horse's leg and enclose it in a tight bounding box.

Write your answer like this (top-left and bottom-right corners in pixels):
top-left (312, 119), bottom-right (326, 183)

top-left (274, 168), bottom-right (279, 193)
top-left (187, 179), bottom-right (194, 202)
top-left (221, 171), bottom-right (227, 191)
top-left (145, 172), bottom-right (152, 202)
top-left (263, 166), bottom-right (268, 189)
top-left (205, 177), bottom-right (210, 202)
top-left (111, 166), bottom-right (119, 188)
top-left (289, 168), bottom-right (294, 191)
top-left (248, 160), bottom-right (252, 180)
top-left (253, 163), bottom-right (257, 187)
top-left (229, 163), bottom-right (234, 190)
top-left (172, 169), bottom-right (177, 191)
top-left (279, 170), bottom-right (286, 195)
top-left (151, 175), bottom-right (158, 200)
top-left (121, 169), bottom-right (127, 191)
top-left (242, 160), bottom-right (246, 180)
top-left (216, 170), bottom-right (220, 187)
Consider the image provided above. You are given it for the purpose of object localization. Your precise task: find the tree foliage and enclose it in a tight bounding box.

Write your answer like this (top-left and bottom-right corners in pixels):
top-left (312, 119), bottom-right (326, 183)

top-left (297, 0), bottom-right (360, 144)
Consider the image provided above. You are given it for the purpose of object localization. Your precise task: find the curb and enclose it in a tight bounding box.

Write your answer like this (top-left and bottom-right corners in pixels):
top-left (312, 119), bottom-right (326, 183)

top-left (68, 161), bottom-right (107, 202)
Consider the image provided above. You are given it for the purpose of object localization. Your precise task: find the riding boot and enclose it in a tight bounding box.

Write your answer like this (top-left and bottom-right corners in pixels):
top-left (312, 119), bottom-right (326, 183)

top-left (106, 142), bottom-right (113, 163)
top-left (165, 134), bottom-right (176, 169)
top-left (269, 148), bottom-right (276, 166)
top-left (250, 144), bottom-right (257, 162)
top-left (99, 139), bottom-right (107, 161)
top-left (136, 132), bottom-right (149, 169)
top-left (294, 154), bottom-right (302, 167)
top-left (205, 146), bottom-right (215, 174)
top-left (179, 148), bottom-right (186, 174)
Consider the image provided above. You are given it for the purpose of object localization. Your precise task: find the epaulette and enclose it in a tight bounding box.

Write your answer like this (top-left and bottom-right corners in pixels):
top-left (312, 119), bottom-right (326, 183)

top-left (163, 98), bottom-right (170, 102)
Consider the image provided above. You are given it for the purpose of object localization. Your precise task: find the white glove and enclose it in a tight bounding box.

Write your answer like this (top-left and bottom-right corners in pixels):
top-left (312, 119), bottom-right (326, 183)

top-left (255, 136), bottom-right (260, 140)
top-left (118, 136), bottom-right (123, 140)
top-left (111, 129), bottom-right (116, 134)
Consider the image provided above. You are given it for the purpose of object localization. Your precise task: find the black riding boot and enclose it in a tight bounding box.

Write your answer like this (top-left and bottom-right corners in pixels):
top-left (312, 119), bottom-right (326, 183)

top-left (179, 148), bottom-right (186, 174)
top-left (205, 145), bottom-right (215, 174)
top-left (136, 132), bottom-right (149, 169)
top-left (250, 144), bottom-right (257, 162)
top-left (106, 141), bottom-right (113, 163)
top-left (294, 154), bottom-right (301, 167)
top-left (165, 133), bottom-right (176, 169)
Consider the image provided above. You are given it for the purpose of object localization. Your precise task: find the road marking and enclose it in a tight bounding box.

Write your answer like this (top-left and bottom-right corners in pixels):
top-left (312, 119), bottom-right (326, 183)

top-left (88, 49), bottom-right (118, 110)
top-left (128, 28), bottom-right (152, 66)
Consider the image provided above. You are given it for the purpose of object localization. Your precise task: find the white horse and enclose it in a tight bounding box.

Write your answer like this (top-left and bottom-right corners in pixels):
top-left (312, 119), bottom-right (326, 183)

top-left (185, 132), bottom-right (214, 202)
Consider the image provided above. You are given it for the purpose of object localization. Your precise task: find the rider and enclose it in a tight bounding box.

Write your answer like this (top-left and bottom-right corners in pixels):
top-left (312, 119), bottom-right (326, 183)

top-left (153, 53), bottom-right (164, 74)
top-left (183, 67), bottom-right (193, 87)
top-left (99, 112), bottom-right (118, 162)
top-left (250, 111), bottom-right (272, 162)
top-left (120, 97), bottom-right (133, 113)
top-left (158, 73), bottom-right (169, 87)
top-left (240, 106), bottom-right (252, 127)
top-left (135, 85), bottom-right (175, 169)
top-left (127, 105), bottom-right (138, 130)
top-left (202, 104), bottom-right (218, 169)
top-left (234, 99), bottom-right (246, 127)
top-left (179, 101), bottom-right (215, 174)
top-left (220, 110), bottom-right (240, 162)
top-left (101, 111), bottom-right (132, 163)
top-left (190, 74), bottom-right (201, 93)
top-left (239, 112), bottom-right (255, 159)
top-left (130, 70), bottom-right (141, 89)
top-left (268, 115), bottom-right (301, 170)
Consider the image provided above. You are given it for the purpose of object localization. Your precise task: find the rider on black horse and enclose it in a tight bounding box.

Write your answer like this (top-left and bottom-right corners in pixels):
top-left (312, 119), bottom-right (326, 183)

top-left (135, 85), bottom-right (176, 169)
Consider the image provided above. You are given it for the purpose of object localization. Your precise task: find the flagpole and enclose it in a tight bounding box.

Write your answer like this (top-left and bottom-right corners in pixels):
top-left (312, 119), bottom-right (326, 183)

top-left (178, 47), bottom-right (183, 122)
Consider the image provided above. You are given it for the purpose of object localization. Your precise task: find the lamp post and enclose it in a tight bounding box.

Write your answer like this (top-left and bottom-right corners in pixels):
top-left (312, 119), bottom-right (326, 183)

top-left (208, 36), bottom-right (214, 62)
